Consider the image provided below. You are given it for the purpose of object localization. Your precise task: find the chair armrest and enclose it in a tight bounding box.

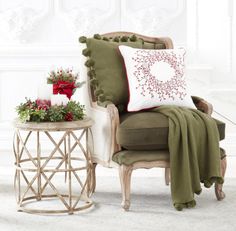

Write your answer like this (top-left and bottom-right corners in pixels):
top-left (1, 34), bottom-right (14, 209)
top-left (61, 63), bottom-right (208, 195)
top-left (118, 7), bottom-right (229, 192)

top-left (106, 104), bottom-right (121, 154)
top-left (191, 96), bottom-right (213, 116)
top-left (88, 102), bottom-right (121, 166)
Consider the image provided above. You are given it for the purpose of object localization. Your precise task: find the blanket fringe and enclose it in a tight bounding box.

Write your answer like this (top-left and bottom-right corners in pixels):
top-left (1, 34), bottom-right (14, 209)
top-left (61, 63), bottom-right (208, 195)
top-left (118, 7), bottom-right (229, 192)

top-left (174, 200), bottom-right (196, 211)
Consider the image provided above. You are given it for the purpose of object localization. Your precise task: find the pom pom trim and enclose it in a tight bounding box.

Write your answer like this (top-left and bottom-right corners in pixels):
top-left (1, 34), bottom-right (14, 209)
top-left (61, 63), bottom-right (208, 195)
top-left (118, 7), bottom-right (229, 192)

top-left (94, 34), bottom-right (102, 40)
top-left (79, 36), bottom-right (87, 43)
top-left (82, 48), bottom-right (91, 57)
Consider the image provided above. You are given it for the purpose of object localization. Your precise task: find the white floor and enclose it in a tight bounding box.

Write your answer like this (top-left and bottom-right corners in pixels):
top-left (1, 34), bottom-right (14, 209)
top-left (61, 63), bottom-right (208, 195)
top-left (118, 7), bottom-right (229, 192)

top-left (0, 174), bottom-right (236, 231)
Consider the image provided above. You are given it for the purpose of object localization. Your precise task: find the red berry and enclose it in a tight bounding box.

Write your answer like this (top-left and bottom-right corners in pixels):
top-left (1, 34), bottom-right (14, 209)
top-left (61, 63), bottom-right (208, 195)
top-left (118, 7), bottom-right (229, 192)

top-left (65, 112), bottom-right (73, 121)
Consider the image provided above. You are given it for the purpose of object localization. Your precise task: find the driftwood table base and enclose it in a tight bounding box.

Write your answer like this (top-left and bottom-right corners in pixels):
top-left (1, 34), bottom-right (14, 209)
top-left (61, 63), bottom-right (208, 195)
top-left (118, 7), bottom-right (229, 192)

top-left (13, 118), bottom-right (94, 215)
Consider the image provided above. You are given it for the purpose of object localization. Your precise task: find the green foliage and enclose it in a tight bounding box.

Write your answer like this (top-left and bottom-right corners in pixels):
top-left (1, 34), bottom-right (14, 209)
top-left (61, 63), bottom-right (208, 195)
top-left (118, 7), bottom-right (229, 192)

top-left (47, 68), bottom-right (78, 84)
top-left (16, 98), bottom-right (85, 123)
top-left (16, 99), bottom-right (45, 122)
top-left (47, 105), bottom-right (66, 122)
top-left (66, 101), bottom-right (85, 120)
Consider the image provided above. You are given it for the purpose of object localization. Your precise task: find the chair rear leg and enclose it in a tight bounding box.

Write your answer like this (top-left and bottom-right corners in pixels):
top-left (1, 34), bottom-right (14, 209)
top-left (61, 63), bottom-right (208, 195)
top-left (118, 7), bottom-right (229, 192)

top-left (88, 163), bottom-right (97, 195)
top-left (119, 165), bottom-right (133, 211)
top-left (165, 167), bottom-right (170, 185)
top-left (215, 156), bottom-right (227, 200)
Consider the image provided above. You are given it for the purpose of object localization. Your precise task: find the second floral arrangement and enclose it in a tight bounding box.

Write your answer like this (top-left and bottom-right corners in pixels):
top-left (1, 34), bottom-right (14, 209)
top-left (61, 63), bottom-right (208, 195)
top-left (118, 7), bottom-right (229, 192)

top-left (47, 68), bottom-right (85, 99)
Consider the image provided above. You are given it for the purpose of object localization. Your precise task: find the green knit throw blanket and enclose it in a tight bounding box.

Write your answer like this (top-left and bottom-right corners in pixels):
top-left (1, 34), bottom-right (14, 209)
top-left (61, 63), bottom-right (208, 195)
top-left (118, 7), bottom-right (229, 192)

top-left (152, 106), bottom-right (224, 211)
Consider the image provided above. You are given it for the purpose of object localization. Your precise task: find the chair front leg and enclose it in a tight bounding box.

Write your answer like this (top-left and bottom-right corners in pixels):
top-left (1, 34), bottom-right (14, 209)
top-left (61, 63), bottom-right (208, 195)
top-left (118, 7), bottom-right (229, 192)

top-left (119, 165), bottom-right (133, 211)
top-left (215, 156), bottom-right (227, 200)
top-left (165, 167), bottom-right (170, 186)
top-left (89, 163), bottom-right (97, 195)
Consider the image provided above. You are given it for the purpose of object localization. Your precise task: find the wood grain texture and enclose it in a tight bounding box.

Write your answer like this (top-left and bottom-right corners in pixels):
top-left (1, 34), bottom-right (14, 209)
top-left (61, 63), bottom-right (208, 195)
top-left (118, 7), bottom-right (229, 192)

top-left (13, 117), bottom-right (94, 131)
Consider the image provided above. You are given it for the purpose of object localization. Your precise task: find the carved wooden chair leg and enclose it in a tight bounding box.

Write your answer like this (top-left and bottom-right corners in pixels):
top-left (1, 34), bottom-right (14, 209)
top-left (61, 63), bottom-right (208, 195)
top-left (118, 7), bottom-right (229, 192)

top-left (165, 167), bottom-right (170, 185)
top-left (119, 165), bottom-right (133, 211)
top-left (215, 157), bottom-right (227, 200)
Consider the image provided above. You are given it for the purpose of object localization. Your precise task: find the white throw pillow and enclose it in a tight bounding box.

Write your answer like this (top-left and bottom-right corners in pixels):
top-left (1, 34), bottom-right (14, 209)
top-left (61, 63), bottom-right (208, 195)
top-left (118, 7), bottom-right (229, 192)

top-left (119, 45), bottom-right (195, 112)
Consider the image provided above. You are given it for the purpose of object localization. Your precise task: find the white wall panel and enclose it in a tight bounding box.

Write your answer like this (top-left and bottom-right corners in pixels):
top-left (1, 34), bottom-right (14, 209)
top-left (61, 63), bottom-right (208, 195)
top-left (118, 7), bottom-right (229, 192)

top-left (59, 0), bottom-right (120, 36)
top-left (0, 0), bottom-right (235, 176)
top-left (121, 0), bottom-right (186, 46)
top-left (0, 0), bottom-right (120, 45)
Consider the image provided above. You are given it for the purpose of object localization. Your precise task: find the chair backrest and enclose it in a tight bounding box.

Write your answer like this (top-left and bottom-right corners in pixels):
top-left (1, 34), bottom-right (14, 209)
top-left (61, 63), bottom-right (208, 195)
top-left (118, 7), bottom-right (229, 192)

top-left (83, 32), bottom-right (174, 111)
top-left (102, 32), bottom-right (173, 51)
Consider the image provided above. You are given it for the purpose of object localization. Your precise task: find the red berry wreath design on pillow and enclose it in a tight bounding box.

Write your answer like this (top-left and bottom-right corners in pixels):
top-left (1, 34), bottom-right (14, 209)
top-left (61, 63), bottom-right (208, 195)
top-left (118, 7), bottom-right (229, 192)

top-left (132, 49), bottom-right (187, 101)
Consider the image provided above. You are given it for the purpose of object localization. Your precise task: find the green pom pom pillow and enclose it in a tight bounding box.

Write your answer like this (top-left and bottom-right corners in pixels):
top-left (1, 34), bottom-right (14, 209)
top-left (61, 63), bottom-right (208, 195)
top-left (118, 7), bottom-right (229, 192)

top-left (79, 34), bottom-right (166, 112)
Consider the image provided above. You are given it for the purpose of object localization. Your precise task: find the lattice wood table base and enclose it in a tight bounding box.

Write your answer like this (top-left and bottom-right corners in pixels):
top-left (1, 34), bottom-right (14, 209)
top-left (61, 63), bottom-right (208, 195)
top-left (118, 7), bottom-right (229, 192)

top-left (13, 118), bottom-right (94, 215)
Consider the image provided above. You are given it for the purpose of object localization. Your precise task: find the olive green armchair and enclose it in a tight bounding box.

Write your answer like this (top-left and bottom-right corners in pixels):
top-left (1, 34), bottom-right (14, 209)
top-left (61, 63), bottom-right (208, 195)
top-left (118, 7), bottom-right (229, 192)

top-left (79, 32), bottom-right (227, 210)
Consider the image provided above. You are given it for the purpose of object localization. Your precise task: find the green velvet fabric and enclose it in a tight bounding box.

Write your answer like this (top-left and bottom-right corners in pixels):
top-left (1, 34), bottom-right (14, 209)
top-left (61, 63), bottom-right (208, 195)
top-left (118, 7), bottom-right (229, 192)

top-left (151, 105), bottom-right (223, 211)
top-left (142, 41), bottom-right (166, 49)
top-left (214, 118), bottom-right (225, 140)
top-left (155, 43), bottom-right (166, 49)
top-left (117, 111), bottom-right (225, 151)
top-left (112, 150), bottom-right (169, 165)
top-left (117, 112), bottom-right (169, 150)
top-left (84, 37), bottom-right (143, 106)
top-left (112, 147), bottom-right (225, 166)
top-left (142, 42), bottom-right (155, 49)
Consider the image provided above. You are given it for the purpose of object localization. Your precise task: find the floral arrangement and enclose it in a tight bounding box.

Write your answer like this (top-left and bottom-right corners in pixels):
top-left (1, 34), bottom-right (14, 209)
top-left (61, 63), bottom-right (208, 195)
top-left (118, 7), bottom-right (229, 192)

top-left (16, 98), bottom-right (85, 123)
top-left (47, 68), bottom-right (84, 99)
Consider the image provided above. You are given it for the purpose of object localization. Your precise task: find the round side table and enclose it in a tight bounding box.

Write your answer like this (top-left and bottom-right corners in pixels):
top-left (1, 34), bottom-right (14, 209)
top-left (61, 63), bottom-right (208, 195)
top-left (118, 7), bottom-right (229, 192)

top-left (13, 117), bottom-right (94, 215)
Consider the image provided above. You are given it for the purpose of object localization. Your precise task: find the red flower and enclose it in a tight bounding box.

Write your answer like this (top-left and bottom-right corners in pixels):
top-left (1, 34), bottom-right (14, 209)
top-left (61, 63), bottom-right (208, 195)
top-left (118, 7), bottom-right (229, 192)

top-left (65, 112), bottom-right (73, 121)
top-left (36, 99), bottom-right (51, 110)
top-left (53, 81), bottom-right (76, 99)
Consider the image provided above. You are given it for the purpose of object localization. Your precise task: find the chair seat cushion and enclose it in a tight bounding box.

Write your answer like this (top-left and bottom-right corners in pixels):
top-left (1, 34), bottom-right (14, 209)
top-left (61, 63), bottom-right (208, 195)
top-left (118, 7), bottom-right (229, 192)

top-left (116, 111), bottom-right (225, 150)
top-left (112, 150), bottom-right (170, 165)
top-left (112, 148), bottom-right (226, 165)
